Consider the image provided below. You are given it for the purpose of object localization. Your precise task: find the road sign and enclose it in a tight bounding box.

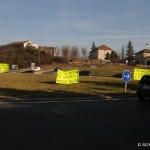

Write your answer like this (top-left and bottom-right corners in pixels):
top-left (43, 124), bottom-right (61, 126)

top-left (122, 70), bottom-right (132, 93)
top-left (122, 70), bottom-right (131, 83)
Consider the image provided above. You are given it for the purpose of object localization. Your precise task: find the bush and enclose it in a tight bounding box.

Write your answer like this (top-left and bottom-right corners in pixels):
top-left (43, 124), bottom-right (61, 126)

top-left (50, 56), bottom-right (67, 64)
top-left (0, 46), bottom-right (67, 68)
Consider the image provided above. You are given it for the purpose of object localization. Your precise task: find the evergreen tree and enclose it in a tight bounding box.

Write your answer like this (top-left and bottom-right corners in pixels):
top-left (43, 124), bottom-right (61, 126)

top-left (110, 51), bottom-right (120, 63)
top-left (90, 42), bottom-right (97, 51)
top-left (126, 41), bottom-right (134, 63)
top-left (105, 52), bottom-right (111, 61)
top-left (121, 45), bottom-right (125, 60)
top-left (88, 42), bottom-right (97, 59)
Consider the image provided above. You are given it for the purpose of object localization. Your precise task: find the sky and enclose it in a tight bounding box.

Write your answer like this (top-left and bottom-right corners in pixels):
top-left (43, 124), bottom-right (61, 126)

top-left (0, 0), bottom-right (150, 53)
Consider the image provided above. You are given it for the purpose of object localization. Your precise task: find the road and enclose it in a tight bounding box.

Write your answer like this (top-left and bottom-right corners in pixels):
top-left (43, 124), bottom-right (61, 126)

top-left (0, 97), bottom-right (150, 150)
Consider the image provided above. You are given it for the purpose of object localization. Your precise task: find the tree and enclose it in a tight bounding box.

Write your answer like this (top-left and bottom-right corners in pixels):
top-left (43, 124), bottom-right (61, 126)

top-left (81, 47), bottom-right (87, 59)
top-left (88, 42), bottom-right (97, 59)
top-left (61, 45), bottom-right (70, 60)
top-left (121, 45), bottom-right (125, 60)
top-left (110, 51), bottom-right (120, 63)
top-left (70, 46), bottom-right (79, 60)
top-left (126, 41), bottom-right (134, 63)
top-left (105, 52), bottom-right (111, 61)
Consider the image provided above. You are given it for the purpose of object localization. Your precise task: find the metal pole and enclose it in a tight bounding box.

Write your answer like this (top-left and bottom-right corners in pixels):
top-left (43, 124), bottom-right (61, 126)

top-left (125, 82), bottom-right (127, 93)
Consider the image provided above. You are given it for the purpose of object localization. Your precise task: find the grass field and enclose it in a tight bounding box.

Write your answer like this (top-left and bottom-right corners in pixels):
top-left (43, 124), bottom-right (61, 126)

top-left (0, 65), bottom-right (138, 101)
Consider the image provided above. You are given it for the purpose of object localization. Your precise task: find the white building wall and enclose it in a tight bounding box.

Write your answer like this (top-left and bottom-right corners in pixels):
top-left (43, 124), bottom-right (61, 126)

top-left (24, 41), bottom-right (38, 49)
top-left (24, 41), bottom-right (32, 48)
top-left (98, 49), bottom-right (111, 60)
top-left (28, 43), bottom-right (39, 49)
top-left (54, 49), bottom-right (59, 56)
top-left (144, 53), bottom-right (150, 58)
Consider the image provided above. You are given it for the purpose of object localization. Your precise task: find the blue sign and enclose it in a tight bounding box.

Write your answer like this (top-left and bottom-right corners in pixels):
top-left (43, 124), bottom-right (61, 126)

top-left (122, 70), bottom-right (131, 82)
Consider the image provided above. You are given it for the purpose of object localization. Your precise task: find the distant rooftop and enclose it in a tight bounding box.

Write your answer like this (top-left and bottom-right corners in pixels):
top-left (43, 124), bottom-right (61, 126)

top-left (136, 49), bottom-right (150, 54)
top-left (6, 41), bottom-right (31, 46)
top-left (97, 44), bottom-right (112, 51)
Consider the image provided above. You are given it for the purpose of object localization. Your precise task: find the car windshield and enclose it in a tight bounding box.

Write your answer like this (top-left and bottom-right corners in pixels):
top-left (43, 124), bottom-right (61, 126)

top-left (140, 76), bottom-right (150, 86)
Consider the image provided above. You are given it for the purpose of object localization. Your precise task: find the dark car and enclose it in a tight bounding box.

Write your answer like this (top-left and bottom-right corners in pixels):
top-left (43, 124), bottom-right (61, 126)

top-left (136, 75), bottom-right (150, 101)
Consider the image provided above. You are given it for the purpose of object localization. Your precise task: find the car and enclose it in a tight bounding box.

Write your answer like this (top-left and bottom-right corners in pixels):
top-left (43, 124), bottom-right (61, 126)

top-left (136, 75), bottom-right (150, 101)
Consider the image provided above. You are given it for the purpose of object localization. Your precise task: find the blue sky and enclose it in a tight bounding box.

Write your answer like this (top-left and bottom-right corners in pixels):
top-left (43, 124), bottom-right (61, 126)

top-left (0, 0), bottom-right (150, 52)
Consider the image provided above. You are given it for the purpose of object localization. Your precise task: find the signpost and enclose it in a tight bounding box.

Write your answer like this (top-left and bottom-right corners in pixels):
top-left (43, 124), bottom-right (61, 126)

top-left (122, 70), bottom-right (131, 93)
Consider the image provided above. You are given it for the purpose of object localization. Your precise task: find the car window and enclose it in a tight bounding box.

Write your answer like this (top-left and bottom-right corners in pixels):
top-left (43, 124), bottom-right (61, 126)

top-left (147, 77), bottom-right (150, 86)
top-left (140, 76), bottom-right (146, 84)
top-left (140, 76), bottom-right (150, 86)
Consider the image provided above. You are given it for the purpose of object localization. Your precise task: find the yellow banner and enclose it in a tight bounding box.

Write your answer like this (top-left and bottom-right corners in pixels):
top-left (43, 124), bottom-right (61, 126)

top-left (56, 69), bottom-right (79, 84)
top-left (0, 63), bottom-right (9, 72)
top-left (133, 68), bottom-right (150, 80)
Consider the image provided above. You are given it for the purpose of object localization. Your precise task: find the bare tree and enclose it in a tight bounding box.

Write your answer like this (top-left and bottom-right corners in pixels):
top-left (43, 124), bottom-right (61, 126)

top-left (61, 45), bottom-right (70, 60)
top-left (70, 46), bottom-right (79, 60)
top-left (81, 47), bottom-right (87, 59)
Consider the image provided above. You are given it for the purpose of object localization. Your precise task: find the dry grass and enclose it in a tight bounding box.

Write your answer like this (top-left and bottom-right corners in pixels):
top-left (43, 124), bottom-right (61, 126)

top-left (0, 71), bottom-right (138, 101)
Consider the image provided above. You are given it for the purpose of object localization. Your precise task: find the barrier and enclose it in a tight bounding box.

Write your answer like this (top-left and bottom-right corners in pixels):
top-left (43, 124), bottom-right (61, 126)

top-left (56, 69), bottom-right (79, 84)
top-left (133, 68), bottom-right (150, 80)
top-left (0, 63), bottom-right (9, 72)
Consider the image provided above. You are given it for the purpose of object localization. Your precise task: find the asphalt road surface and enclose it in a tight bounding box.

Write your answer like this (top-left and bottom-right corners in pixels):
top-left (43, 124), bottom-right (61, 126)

top-left (0, 97), bottom-right (150, 150)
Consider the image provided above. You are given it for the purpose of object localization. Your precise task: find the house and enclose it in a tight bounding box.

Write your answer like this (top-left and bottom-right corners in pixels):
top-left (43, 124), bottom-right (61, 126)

top-left (38, 46), bottom-right (59, 56)
top-left (89, 44), bottom-right (112, 60)
top-left (135, 49), bottom-right (150, 64)
top-left (6, 41), bottom-right (59, 57)
top-left (6, 41), bottom-right (38, 49)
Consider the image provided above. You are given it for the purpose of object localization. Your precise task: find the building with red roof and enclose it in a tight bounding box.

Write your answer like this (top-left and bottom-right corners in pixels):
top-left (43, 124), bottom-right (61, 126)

top-left (89, 44), bottom-right (112, 60)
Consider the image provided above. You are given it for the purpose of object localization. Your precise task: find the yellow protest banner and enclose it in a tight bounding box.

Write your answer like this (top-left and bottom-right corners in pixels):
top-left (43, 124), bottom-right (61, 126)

top-left (0, 63), bottom-right (9, 72)
top-left (56, 69), bottom-right (79, 84)
top-left (133, 68), bottom-right (150, 80)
